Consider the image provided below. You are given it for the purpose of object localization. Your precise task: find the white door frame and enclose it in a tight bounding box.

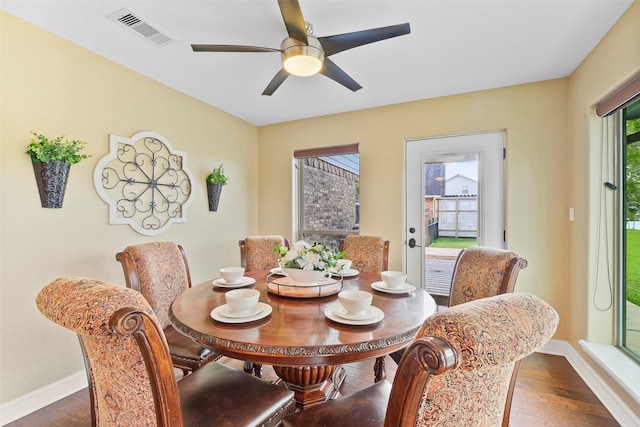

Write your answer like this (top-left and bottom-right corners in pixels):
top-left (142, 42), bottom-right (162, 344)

top-left (404, 131), bottom-right (505, 287)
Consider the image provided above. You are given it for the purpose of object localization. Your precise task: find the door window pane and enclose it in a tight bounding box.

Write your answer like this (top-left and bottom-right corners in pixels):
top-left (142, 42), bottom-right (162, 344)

top-left (423, 157), bottom-right (478, 300)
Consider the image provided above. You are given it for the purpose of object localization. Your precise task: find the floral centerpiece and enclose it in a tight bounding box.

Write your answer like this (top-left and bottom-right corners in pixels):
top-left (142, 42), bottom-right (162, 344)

top-left (274, 240), bottom-right (344, 284)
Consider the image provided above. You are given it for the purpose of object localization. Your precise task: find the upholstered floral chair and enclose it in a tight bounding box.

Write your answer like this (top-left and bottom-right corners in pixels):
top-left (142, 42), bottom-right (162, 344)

top-left (36, 277), bottom-right (295, 427)
top-left (282, 293), bottom-right (558, 427)
top-left (390, 245), bottom-right (527, 425)
top-left (240, 235), bottom-right (290, 271)
top-left (116, 241), bottom-right (219, 375)
top-left (340, 235), bottom-right (389, 273)
top-left (448, 245), bottom-right (528, 307)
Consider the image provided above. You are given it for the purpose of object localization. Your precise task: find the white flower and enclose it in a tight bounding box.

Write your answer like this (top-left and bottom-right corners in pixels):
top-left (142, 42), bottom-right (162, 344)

top-left (292, 240), bottom-right (310, 252)
top-left (284, 250), bottom-right (298, 262)
top-left (275, 240), bottom-right (342, 271)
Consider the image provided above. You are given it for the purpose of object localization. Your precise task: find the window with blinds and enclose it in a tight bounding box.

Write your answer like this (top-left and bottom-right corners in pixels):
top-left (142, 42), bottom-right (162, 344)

top-left (294, 144), bottom-right (359, 250)
top-left (597, 73), bottom-right (640, 362)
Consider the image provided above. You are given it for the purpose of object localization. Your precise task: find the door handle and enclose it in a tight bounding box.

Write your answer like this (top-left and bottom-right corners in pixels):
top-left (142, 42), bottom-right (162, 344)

top-left (408, 238), bottom-right (421, 248)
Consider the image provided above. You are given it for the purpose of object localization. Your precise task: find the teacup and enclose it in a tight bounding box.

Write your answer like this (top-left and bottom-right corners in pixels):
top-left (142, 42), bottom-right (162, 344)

top-left (220, 266), bottom-right (245, 284)
top-left (225, 288), bottom-right (260, 315)
top-left (338, 290), bottom-right (373, 316)
top-left (381, 271), bottom-right (407, 289)
top-left (336, 259), bottom-right (352, 271)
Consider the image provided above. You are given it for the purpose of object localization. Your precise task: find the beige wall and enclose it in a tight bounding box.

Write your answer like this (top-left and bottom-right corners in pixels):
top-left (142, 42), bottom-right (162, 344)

top-left (0, 12), bottom-right (259, 403)
top-left (258, 79), bottom-right (571, 335)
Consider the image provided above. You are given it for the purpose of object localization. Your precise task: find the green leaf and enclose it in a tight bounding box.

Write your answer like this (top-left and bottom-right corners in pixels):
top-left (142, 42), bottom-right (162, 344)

top-left (26, 131), bottom-right (91, 165)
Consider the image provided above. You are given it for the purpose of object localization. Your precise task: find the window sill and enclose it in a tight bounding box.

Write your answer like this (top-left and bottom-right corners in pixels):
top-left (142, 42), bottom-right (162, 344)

top-left (579, 340), bottom-right (640, 403)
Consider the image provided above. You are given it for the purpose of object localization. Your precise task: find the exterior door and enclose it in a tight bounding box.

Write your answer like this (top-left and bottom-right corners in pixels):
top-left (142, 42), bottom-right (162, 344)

top-left (404, 132), bottom-right (505, 296)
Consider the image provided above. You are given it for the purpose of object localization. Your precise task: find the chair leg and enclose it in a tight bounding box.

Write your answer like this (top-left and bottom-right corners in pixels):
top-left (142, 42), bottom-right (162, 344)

top-left (243, 361), bottom-right (253, 374)
top-left (502, 359), bottom-right (521, 427)
top-left (244, 361), bottom-right (263, 378)
top-left (374, 356), bottom-right (387, 382)
top-left (253, 363), bottom-right (263, 378)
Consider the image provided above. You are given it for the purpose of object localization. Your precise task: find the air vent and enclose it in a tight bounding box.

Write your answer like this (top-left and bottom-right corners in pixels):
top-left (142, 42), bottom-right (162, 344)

top-left (107, 8), bottom-right (174, 47)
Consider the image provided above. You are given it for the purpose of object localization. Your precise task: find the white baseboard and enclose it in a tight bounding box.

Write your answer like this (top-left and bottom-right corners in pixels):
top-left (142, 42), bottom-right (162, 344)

top-left (0, 370), bottom-right (87, 426)
top-left (538, 339), bottom-right (640, 427)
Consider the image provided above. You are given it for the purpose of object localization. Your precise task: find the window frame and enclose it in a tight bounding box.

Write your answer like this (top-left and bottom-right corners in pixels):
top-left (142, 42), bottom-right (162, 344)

top-left (619, 100), bottom-right (640, 362)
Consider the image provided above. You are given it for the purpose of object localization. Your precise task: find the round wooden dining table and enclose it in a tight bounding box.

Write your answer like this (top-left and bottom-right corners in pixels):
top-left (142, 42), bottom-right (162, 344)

top-left (169, 270), bottom-right (436, 409)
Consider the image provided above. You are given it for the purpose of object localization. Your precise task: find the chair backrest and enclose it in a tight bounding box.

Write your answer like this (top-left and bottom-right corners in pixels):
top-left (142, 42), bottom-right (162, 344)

top-left (449, 245), bottom-right (527, 307)
top-left (116, 241), bottom-right (191, 329)
top-left (240, 235), bottom-right (289, 271)
top-left (386, 293), bottom-right (558, 427)
top-left (447, 245), bottom-right (528, 427)
top-left (36, 277), bottom-right (184, 427)
top-left (340, 236), bottom-right (390, 273)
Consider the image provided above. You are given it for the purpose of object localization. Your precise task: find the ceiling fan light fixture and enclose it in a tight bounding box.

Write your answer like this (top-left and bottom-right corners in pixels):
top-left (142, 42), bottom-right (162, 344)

top-left (281, 37), bottom-right (324, 77)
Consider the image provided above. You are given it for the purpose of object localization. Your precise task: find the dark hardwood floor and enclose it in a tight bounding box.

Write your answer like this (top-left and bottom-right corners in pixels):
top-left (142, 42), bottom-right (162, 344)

top-left (6, 352), bottom-right (619, 427)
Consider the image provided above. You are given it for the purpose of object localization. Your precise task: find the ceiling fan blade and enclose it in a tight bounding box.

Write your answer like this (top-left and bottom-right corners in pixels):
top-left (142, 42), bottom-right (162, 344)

top-left (319, 58), bottom-right (362, 92)
top-left (278, 0), bottom-right (308, 43)
top-left (318, 23), bottom-right (411, 57)
top-left (262, 69), bottom-right (290, 96)
top-left (192, 44), bottom-right (280, 53)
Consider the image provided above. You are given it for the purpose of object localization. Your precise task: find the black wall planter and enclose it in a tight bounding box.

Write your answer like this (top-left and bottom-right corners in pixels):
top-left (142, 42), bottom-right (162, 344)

top-left (32, 160), bottom-right (70, 208)
top-left (207, 181), bottom-right (223, 211)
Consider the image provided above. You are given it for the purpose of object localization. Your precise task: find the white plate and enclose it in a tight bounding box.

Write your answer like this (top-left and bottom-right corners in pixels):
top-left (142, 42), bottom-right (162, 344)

top-left (324, 303), bottom-right (384, 325)
top-left (212, 277), bottom-right (256, 288)
top-left (269, 267), bottom-right (287, 276)
top-left (218, 304), bottom-right (265, 319)
top-left (211, 302), bottom-right (272, 324)
top-left (329, 268), bottom-right (360, 277)
top-left (371, 281), bottom-right (416, 294)
top-left (333, 305), bottom-right (376, 321)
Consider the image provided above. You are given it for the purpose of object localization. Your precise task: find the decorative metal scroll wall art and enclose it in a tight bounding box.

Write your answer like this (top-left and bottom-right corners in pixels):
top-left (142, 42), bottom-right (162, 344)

top-left (94, 131), bottom-right (194, 235)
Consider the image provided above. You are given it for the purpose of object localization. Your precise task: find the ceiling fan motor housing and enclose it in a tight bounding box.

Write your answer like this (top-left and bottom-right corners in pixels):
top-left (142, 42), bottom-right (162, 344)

top-left (281, 36), bottom-right (324, 76)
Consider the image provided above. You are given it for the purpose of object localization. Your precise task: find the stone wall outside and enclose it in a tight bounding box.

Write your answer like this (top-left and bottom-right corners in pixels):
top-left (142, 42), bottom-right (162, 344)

top-left (302, 157), bottom-right (359, 249)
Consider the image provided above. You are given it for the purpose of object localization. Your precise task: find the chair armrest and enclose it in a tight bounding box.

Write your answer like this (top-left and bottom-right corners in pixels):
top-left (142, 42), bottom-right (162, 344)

top-left (385, 336), bottom-right (457, 427)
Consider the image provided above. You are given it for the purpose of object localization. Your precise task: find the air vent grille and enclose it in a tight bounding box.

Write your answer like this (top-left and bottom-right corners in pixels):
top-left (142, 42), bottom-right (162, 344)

top-left (107, 8), bottom-right (174, 47)
top-left (118, 13), bottom-right (141, 27)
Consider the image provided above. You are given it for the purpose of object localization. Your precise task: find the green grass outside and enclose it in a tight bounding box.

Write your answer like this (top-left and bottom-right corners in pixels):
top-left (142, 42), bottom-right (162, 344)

top-left (430, 237), bottom-right (477, 249)
top-left (627, 229), bottom-right (640, 306)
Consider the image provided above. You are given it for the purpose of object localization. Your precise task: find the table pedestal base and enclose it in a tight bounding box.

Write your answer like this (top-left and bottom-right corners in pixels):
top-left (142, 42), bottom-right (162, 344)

top-left (273, 365), bottom-right (344, 409)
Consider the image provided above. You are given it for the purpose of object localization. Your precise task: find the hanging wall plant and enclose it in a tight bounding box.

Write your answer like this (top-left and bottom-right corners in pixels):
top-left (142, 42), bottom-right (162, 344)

top-left (27, 132), bottom-right (91, 208)
top-left (206, 163), bottom-right (228, 211)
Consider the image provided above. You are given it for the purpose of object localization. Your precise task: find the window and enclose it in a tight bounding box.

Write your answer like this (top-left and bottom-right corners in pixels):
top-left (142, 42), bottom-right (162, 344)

top-left (294, 144), bottom-right (359, 250)
top-left (621, 98), bottom-right (640, 361)
top-left (595, 73), bottom-right (640, 363)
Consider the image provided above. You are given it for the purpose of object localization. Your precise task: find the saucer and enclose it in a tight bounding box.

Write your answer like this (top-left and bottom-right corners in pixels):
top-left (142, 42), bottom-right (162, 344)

top-left (324, 303), bottom-right (384, 325)
top-left (334, 305), bottom-right (376, 321)
top-left (211, 302), bottom-right (272, 324)
top-left (212, 277), bottom-right (256, 288)
top-left (219, 304), bottom-right (265, 319)
top-left (371, 281), bottom-right (416, 294)
top-left (269, 267), bottom-right (287, 276)
top-left (329, 268), bottom-right (359, 277)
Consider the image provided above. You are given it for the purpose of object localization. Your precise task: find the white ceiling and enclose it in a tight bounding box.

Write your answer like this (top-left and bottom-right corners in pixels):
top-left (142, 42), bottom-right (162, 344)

top-left (1, 1), bottom-right (633, 126)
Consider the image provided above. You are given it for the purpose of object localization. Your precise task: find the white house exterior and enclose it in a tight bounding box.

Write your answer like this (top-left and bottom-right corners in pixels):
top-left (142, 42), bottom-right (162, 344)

top-left (445, 174), bottom-right (477, 196)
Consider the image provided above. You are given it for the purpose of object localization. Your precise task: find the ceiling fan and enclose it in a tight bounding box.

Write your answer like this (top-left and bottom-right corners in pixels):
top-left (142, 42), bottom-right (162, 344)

top-left (191, 0), bottom-right (411, 96)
